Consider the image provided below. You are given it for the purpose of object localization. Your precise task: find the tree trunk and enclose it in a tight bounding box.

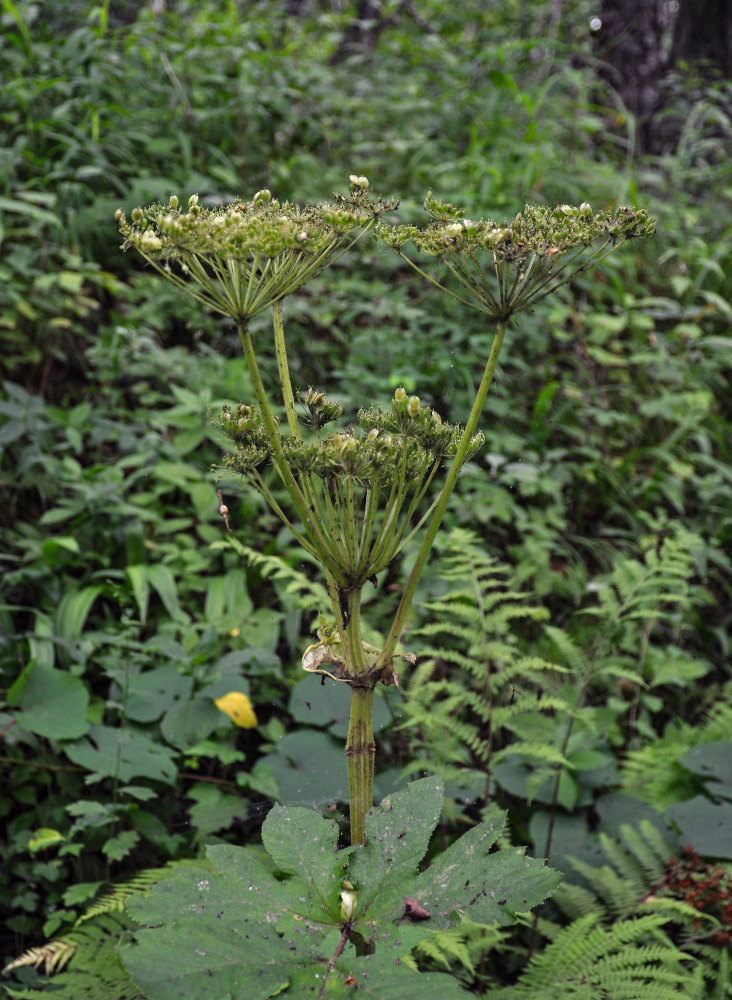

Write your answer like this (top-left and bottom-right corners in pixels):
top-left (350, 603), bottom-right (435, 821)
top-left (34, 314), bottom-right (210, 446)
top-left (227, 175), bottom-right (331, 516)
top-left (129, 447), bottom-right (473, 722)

top-left (670, 0), bottom-right (732, 76)
top-left (594, 0), bottom-right (670, 154)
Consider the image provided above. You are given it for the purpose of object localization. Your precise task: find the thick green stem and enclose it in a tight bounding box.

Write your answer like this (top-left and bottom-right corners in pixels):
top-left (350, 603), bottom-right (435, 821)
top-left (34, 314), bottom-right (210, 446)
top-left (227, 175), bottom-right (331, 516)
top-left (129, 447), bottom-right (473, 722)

top-left (346, 686), bottom-right (375, 846)
top-left (376, 321), bottom-right (507, 669)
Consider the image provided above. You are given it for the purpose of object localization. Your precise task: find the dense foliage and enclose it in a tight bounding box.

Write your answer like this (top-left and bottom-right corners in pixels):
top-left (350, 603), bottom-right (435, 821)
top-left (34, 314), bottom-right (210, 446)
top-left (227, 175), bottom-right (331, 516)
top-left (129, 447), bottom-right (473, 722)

top-left (1, 1), bottom-right (731, 996)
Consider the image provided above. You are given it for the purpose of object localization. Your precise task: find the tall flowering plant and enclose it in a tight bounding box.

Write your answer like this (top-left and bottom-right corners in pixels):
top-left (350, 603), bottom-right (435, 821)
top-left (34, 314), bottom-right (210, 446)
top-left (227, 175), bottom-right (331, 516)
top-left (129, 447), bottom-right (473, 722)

top-left (117, 179), bottom-right (654, 845)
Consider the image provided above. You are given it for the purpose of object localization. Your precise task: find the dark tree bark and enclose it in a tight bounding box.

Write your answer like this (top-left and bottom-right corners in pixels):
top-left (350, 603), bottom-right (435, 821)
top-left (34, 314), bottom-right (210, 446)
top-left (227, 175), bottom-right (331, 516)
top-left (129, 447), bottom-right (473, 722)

top-left (670, 0), bottom-right (732, 77)
top-left (594, 0), bottom-right (670, 154)
top-left (594, 0), bottom-right (732, 154)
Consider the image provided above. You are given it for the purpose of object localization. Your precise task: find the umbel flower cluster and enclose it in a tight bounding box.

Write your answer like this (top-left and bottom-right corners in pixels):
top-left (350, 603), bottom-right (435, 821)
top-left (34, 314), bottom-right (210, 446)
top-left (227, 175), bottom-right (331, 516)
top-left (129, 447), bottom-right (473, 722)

top-left (219, 388), bottom-right (482, 587)
top-left (376, 193), bottom-right (656, 321)
top-left (116, 177), bottom-right (397, 322)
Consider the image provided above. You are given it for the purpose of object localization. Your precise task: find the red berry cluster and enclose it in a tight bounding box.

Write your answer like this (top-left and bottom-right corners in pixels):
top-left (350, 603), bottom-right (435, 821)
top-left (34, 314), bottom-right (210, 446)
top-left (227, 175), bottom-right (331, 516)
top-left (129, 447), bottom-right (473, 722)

top-left (663, 847), bottom-right (732, 946)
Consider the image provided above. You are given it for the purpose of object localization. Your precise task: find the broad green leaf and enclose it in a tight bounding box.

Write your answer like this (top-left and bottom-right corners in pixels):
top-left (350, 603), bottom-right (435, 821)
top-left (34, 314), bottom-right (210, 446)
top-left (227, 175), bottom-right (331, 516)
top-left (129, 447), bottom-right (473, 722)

top-left (27, 828), bottom-right (66, 853)
top-left (681, 741), bottom-right (732, 791)
top-left (125, 665), bottom-right (192, 723)
top-left (349, 779), bottom-right (561, 951)
top-left (146, 563), bottom-right (188, 623)
top-left (666, 796), bottom-right (732, 860)
top-left (123, 847), bottom-right (337, 1000)
top-left (261, 805), bottom-right (346, 921)
top-left (102, 829), bottom-right (140, 862)
top-left (187, 784), bottom-right (251, 841)
top-left (161, 695), bottom-right (222, 749)
top-left (251, 730), bottom-right (350, 806)
top-left (65, 724), bottom-right (177, 785)
top-left (410, 822), bottom-right (559, 925)
top-left (121, 779), bottom-right (560, 1000)
top-left (348, 777), bottom-right (444, 916)
top-left (283, 957), bottom-right (469, 998)
top-left (8, 661), bottom-right (89, 739)
top-left (289, 675), bottom-right (392, 737)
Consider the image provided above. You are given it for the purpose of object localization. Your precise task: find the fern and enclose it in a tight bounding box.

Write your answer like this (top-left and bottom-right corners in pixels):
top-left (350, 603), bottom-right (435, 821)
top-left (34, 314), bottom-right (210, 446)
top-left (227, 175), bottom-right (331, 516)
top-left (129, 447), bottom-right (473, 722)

top-left (492, 912), bottom-right (705, 999)
top-left (2, 864), bottom-right (194, 999)
top-left (400, 528), bottom-right (569, 789)
top-left (210, 534), bottom-right (329, 611)
top-left (402, 919), bottom-right (508, 990)
top-left (622, 701), bottom-right (732, 810)
top-left (546, 819), bottom-right (732, 999)
top-left (3, 914), bottom-right (143, 1000)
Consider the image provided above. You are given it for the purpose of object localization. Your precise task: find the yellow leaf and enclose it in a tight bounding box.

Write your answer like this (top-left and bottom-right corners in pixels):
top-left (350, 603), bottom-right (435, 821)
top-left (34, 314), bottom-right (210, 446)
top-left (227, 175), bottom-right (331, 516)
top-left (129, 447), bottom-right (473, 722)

top-left (214, 691), bottom-right (258, 728)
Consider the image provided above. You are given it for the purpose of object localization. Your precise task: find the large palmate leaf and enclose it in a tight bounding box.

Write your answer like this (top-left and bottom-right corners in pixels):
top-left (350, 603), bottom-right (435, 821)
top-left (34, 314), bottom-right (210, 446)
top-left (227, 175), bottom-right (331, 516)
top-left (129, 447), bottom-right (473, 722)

top-left (121, 777), bottom-right (560, 999)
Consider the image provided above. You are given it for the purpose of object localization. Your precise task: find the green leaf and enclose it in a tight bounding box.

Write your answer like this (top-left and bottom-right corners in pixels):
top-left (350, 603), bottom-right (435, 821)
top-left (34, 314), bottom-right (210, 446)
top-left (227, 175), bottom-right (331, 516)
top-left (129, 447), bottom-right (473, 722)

top-left (187, 784), bottom-right (251, 841)
top-left (260, 805), bottom-right (346, 921)
top-left (55, 585), bottom-right (103, 643)
top-left (123, 847), bottom-right (329, 1000)
top-left (125, 564), bottom-right (150, 623)
top-left (8, 661), bottom-right (89, 739)
top-left (349, 777), bottom-right (444, 917)
top-left (349, 778), bottom-right (560, 948)
top-left (125, 665), bottom-right (193, 724)
top-left (161, 695), bottom-right (222, 750)
top-left (27, 828), bottom-right (66, 853)
top-left (666, 796), bottom-right (732, 860)
top-left (680, 741), bottom-right (732, 792)
top-left (102, 830), bottom-right (141, 862)
top-left (121, 778), bottom-right (560, 999)
top-left (250, 730), bottom-right (351, 806)
top-left (64, 724), bottom-right (178, 785)
top-left (146, 563), bottom-right (188, 624)
top-left (289, 675), bottom-right (393, 738)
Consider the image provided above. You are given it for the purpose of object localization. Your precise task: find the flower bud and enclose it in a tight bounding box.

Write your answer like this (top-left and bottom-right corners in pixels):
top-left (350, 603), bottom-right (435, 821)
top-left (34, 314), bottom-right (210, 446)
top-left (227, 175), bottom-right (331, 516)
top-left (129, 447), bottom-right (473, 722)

top-left (557, 204), bottom-right (575, 216)
top-left (366, 428), bottom-right (379, 441)
top-left (114, 207), bottom-right (123, 222)
top-left (408, 396), bottom-right (420, 417)
top-left (169, 195), bottom-right (179, 209)
top-left (394, 387), bottom-right (407, 403)
top-left (445, 223), bottom-right (463, 237)
top-left (131, 207), bottom-right (144, 223)
top-left (349, 174), bottom-right (369, 188)
top-left (139, 232), bottom-right (162, 251)
top-left (340, 881), bottom-right (357, 921)
top-left (253, 189), bottom-right (272, 204)
top-left (579, 202), bottom-right (592, 217)
top-left (188, 194), bottom-right (199, 208)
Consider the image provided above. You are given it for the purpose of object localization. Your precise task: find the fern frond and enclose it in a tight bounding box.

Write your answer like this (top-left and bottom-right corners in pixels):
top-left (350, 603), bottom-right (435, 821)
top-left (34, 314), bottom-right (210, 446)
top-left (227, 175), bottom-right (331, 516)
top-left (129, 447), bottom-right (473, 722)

top-left (211, 535), bottom-right (328, 610)
top-left (2, 863), bottom-right (197, 999)
top-left (77, 865), bottom-right (181, 923)
top-left (411, 926), bottom-right (476, 974)
top-left (492, 913), bottom-right (703, 999)
top-left (3, 939), bottom-right (77, 976)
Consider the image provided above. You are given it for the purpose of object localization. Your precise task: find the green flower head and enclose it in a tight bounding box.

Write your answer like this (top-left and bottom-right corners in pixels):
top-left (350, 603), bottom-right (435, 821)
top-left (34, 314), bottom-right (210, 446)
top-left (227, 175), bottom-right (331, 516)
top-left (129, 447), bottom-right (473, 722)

top-left (376, 194), bottom-right (656, 322)
top-left (117, 178), bottom-right (398, 323)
